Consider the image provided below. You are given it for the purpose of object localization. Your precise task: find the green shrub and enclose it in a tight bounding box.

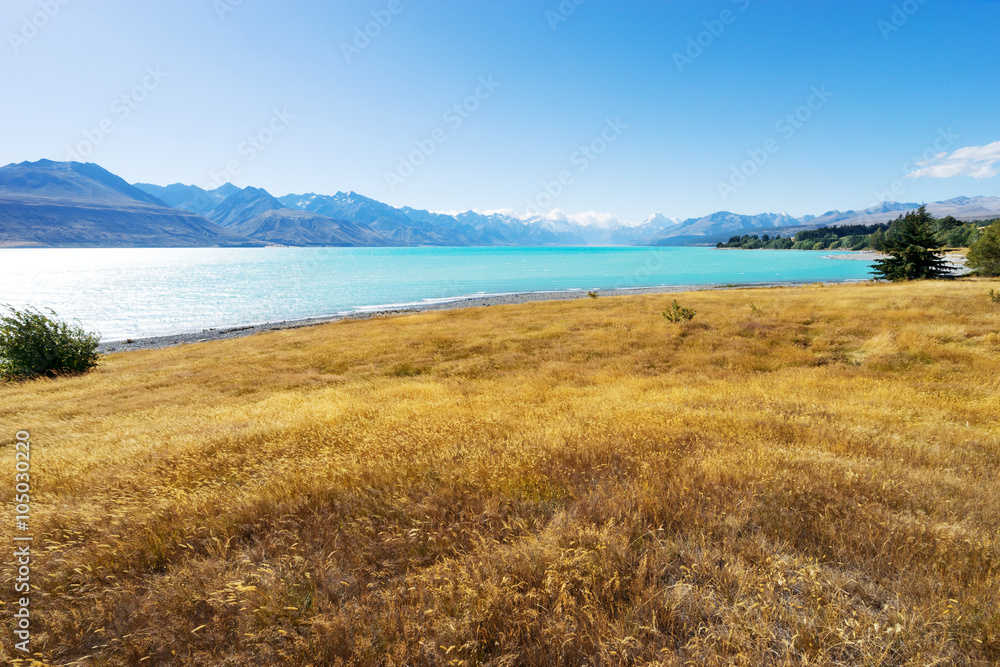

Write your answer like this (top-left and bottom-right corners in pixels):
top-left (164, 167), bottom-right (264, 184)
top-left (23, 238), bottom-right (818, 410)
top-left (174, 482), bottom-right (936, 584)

top-left (967, 222), bottom-right (1000, 277)
top-left (663, 300), bottom-right (696, 324)
top-left (0, 306), bottom-right (100, 381)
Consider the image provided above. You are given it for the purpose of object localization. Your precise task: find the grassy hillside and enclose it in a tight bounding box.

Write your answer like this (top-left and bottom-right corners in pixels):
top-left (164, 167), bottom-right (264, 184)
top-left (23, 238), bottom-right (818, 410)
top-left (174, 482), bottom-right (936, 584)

top-left (2, 281), bottom-right (999, 665)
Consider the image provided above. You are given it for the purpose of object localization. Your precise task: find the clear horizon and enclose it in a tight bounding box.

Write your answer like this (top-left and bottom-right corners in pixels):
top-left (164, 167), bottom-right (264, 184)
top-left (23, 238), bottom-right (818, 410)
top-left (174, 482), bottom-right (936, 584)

top-left (2, 0), bottom-right (999, 223)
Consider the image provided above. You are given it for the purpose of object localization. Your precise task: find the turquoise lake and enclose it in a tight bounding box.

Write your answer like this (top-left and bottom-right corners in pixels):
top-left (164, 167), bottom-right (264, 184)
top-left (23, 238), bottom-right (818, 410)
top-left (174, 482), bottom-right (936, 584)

top-left (0, 246), bottom-right (875, 341)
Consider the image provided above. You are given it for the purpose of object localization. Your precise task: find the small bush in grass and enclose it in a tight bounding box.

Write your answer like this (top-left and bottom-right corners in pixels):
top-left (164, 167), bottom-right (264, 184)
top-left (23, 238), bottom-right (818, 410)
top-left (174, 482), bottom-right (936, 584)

top-left (990, 289), bottom-right (1000, 304)
top-left (0, 306), bottom-right (100, 381)
top-left (663, 300), bottom-right (696, 324)
top-left (588, 291), bottom-right (599, 299)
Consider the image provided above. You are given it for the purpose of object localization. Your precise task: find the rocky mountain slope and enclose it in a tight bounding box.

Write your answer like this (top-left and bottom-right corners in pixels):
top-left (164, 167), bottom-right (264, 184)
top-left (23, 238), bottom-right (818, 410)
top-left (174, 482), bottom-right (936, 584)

top-left (0, 161), bottom-right (261, 248)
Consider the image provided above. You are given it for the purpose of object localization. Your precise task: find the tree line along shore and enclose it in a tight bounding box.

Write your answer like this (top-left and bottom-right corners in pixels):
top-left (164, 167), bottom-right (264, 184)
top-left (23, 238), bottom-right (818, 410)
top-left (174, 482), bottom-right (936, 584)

top-left (718, 210), bottom-right (993, 253)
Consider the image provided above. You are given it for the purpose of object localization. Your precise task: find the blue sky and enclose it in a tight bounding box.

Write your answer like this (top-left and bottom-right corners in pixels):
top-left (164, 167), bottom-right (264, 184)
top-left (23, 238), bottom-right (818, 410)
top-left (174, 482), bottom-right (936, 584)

top-left (2, 0), bottom-right (999, 222)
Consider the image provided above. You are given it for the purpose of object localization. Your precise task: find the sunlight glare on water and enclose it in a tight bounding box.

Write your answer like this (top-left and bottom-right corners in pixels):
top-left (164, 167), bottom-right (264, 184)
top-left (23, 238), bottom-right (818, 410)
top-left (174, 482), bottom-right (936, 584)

top-left (0, 246), bottom-right (873, 341)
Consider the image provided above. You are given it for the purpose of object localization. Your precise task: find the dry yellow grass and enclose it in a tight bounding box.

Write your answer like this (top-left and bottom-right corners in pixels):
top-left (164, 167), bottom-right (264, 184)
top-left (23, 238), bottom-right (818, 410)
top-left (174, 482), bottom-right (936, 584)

top-left (2, 279), bottom-right (999, 666)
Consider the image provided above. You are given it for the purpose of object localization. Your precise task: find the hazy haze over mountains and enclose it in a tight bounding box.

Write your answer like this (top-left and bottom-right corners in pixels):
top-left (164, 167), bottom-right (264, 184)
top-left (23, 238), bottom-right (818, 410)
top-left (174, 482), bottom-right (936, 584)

top-left (2, 160), bottom-right (999, 248)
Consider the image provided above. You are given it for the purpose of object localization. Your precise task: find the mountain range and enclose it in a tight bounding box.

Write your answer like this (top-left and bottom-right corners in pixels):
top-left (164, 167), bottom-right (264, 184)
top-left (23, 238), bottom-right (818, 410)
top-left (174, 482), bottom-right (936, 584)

top-left (0, 160), bottom-right (261, 248)
top-left (1, 160), bottom-right (998, 248)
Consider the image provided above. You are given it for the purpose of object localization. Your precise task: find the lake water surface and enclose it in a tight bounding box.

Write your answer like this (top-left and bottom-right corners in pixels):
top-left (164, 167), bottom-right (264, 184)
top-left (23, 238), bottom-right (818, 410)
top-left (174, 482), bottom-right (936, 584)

top-left (0, 246), bottom-right (874, 341)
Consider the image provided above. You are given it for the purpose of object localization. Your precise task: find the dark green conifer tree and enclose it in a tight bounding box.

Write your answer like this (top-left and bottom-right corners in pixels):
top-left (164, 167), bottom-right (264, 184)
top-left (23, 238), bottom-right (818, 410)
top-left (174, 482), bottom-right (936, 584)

top-left (870, 206), bottom-right (952, 281)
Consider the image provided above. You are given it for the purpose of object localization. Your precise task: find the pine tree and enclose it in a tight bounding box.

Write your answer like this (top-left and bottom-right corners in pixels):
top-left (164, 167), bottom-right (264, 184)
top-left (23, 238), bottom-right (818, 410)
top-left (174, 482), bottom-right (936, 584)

top-left (870, 206), bottom-right (952, 281)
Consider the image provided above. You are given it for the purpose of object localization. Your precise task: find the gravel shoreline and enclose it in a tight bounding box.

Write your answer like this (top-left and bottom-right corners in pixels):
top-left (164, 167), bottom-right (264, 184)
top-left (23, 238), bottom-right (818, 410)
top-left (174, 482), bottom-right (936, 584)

top-left (98, 247), bottom-right (973, 355)
top-left (98, 281), bottom-right (846, 354)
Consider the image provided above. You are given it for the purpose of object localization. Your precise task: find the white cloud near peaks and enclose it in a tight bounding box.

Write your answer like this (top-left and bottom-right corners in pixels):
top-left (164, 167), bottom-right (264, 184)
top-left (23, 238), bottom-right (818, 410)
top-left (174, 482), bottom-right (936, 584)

top-left (905, 140), bottom-right (1000, 180)
top-left (542, 209), bottom-right (625, 228)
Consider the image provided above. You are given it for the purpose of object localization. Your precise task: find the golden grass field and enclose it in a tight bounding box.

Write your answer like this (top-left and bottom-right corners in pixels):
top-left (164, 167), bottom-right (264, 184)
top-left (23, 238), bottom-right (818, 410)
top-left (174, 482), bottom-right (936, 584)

top-left (2, 280), bottom-right (999, 666)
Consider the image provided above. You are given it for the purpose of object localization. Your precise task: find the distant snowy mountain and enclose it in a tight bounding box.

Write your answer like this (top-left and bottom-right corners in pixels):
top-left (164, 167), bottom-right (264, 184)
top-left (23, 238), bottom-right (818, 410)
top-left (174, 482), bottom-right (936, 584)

top-left (600, 213), bottom-right (680, 245)
top-left (271, 191), bottom-right (1000, 246)
top-left (279, 191), bottom-right (478, 245)
top-left (927, 196), bottom-right (1000, 220)
top-left (642, 213), bottom-right (680, 228)
top-left (643, 211), bottom-right (802, 245)
top-left (5, 159), bottom-right (996, 248)
top-left (207, 187), bottom-right (394, 246)
top-left (805, 202), bottom-right (922, 227)
top-left (404, 208), bottom-right (587, 246)
top-left (799, 198), bottom-right (1000, 229)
